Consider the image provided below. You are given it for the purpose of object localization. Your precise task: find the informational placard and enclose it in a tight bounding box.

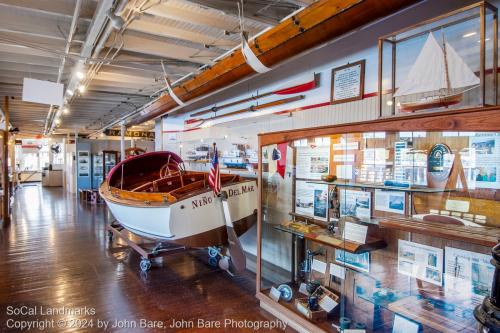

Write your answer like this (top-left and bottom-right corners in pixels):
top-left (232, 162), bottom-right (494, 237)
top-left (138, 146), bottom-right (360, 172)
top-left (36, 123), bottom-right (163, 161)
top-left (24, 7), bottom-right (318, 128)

top-left (398, 240), bottom-right (443, 286)
top-left (392, 315), bottom-right (419, 333)
top-left (336, 165), bottom-right (353, 180)
top-left (269, 286), bottom-right (281, 302)
top-left (374, 190), bottom-right (405, 214)
top-left (339, 189), bottom-right (371, 220)
top-left (335, 249), bottom-right (370, 273)
top-left (296, 146), bottom-right (330, 179)
top-left (329, 263), bottom-right (346, 279)
top-left (333, 154), bottom-right (355, 162)
top-left (444, 247), bottom-right (494, 303)
top-left (332, 141), bottom-right (359, 151)
top-left (342, 221), bottom-right (368, 244)
top-left (331, 60), bottom-right (365, 104)
top-left (312, 259), bottom-right (328, 275)
top-left (468, 135), bottom-right (500, 189)
top-left (77, 151), bottom-right (90, 177)
top-left (295, 180), bottom-right (328, 220)
top-left (319, 295), bottom-right (338, 312)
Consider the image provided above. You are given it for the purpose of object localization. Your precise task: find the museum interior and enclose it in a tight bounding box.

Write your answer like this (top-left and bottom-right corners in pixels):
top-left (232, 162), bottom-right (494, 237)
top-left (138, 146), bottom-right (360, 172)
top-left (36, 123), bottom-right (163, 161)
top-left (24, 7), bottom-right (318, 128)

top-left (1, 0), bottom-right (500, 332)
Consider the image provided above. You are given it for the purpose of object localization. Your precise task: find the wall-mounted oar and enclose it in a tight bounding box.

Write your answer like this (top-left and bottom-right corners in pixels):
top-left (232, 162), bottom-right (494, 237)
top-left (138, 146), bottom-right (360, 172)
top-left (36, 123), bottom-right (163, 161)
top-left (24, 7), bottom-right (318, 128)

top-left (190, 73), bottom-right (318, 118)
top-left (203, 95), bottom-right (305, 122)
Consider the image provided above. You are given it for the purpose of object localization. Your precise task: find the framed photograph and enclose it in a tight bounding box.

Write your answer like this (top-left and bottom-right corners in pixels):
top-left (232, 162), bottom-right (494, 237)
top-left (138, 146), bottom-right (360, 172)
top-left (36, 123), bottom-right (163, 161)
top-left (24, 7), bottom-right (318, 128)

top-left (339, 189), bottom-right (371, 220)
top-left (335, 249), bottom-right (370, 273)
top-left (331, 60), bottom-right (365, 104)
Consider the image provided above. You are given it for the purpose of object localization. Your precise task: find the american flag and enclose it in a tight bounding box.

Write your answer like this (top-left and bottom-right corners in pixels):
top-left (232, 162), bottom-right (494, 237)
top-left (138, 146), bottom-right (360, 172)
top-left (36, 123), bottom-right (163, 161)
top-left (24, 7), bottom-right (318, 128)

top-left (208, 144), bottom-right (221, 195)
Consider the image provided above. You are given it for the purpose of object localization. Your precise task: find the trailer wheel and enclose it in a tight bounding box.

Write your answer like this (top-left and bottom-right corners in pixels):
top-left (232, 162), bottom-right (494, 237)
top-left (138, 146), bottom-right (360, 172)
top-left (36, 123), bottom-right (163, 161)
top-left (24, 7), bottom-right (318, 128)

top-left (208, 257), bottom-right (218, 267)
top-left (208, 247), bottom-right (219, 258)
top-left (140, 258), bottom-right (152, 272)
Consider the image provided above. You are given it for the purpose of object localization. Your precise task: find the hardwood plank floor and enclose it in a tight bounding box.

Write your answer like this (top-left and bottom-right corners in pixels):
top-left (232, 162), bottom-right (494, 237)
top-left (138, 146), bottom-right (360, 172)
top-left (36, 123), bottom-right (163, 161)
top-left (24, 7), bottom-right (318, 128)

top-left (0, 185), bottom-right (291, 332)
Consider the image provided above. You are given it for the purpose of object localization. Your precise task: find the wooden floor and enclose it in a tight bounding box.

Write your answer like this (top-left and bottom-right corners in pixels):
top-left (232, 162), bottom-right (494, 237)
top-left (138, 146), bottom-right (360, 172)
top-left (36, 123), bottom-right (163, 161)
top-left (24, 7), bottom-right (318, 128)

top-left (0, 185), bottom-right (291, 332)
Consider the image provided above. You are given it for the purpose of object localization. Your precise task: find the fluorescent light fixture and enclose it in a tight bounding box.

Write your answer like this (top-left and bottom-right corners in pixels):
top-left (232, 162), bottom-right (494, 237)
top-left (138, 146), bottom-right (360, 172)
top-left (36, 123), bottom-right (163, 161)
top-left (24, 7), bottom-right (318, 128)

top-left (463, 32), bottom-right (477, 38)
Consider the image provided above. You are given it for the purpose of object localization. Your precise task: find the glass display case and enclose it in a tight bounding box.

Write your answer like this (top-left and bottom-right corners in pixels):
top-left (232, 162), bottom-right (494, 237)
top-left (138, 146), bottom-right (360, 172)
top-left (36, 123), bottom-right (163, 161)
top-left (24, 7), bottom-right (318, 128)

top-left (92, 153), bottom-right (103, 189)
top-left (257, 109), bottom-right (500, 333)
top-left (103, 150), bottom-right (118, 177)
top-left (378, 2), bottom-right (497, 117)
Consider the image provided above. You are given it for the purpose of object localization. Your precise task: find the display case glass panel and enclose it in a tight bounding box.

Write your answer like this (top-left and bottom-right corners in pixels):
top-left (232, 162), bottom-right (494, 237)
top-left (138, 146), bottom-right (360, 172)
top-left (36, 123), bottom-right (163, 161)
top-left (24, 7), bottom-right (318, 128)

top-left (259, 129), bottom-right (500, 332)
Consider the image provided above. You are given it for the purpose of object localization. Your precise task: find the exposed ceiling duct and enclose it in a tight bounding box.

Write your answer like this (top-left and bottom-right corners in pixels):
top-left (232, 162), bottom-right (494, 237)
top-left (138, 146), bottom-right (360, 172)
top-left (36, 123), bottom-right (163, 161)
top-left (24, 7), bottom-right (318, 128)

top-left (125, 0), bottom-right (420, 127)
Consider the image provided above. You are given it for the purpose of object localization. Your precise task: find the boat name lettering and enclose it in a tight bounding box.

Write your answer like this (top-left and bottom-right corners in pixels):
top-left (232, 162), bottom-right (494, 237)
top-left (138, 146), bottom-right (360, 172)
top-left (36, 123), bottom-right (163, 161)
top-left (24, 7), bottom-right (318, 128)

top-left (191, 196), bottom-right (213, 209)
top-left (227, 185), bottom-right (255, 197)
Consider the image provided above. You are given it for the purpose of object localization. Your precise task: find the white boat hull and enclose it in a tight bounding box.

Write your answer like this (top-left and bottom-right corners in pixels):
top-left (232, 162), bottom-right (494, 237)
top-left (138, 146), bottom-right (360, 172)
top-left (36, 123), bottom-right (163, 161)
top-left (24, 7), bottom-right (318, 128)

top-left (104, 180), bottom-right (258, 246)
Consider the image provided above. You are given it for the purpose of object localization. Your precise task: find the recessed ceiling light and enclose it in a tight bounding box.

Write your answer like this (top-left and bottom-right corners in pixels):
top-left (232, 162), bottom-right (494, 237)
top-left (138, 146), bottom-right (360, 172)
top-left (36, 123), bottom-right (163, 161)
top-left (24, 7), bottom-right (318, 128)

top-left (63, 107), bottom-right (69, 114)
top-left (76, 71), bottom-right (85, 80)
top-left (78, 85), bottom-right (86, 93)
top-left (67, 89), bottom-right (74, 96)
top-left (55, 118), bottom-right (61, 125)
top-left (463, 32), bottom-right (477, 38)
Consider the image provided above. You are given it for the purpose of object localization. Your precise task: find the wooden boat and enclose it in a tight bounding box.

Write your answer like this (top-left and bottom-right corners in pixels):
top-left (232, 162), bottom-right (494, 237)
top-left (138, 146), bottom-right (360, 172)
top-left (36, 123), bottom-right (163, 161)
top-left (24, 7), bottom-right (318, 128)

top-left (99, 151), bottom-right (257, 249)
top-left (395, 33), bottom-right (479, 113)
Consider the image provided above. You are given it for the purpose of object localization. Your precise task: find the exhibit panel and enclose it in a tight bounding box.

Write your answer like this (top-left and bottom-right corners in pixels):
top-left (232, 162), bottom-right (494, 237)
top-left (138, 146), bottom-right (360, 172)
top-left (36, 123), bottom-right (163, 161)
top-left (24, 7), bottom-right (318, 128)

top-left (257, 109), bottom-right (500, 333)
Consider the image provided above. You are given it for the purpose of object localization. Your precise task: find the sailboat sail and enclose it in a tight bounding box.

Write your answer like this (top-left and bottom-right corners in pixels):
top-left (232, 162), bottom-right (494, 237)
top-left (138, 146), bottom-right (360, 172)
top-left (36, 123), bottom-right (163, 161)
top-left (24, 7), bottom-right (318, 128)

top-left (394, 33), bottom-right (479, 97)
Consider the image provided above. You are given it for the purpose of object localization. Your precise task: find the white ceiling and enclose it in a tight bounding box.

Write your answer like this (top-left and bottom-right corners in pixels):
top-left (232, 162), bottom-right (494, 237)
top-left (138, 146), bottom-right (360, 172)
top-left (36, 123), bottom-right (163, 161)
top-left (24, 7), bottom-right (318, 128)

top-left (0, 0), bottom-right (311, 136)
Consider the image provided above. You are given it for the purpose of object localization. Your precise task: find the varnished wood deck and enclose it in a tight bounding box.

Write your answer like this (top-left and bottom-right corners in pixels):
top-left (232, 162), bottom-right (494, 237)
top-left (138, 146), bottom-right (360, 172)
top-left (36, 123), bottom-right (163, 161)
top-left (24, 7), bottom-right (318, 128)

top-left (0, 185), bottom-right (291, 332)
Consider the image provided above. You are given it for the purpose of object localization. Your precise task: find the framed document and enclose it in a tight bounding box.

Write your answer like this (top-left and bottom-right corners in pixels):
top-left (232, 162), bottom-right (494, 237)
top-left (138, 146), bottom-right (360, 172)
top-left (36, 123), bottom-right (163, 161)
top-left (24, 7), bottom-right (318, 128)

top-left (331, 60), bottom-right (365, 104)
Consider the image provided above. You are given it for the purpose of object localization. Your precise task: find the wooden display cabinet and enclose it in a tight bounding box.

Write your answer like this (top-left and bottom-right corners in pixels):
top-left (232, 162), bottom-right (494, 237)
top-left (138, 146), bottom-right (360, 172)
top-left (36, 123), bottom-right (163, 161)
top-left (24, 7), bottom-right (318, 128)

top-left (256, 107), bottom-right (500, 333)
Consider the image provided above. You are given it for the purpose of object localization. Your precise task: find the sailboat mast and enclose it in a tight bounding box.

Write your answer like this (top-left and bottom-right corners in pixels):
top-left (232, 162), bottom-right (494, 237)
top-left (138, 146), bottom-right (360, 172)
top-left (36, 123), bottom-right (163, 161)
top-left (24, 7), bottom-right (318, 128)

top-left (442, 32), bottom-right (452, 93)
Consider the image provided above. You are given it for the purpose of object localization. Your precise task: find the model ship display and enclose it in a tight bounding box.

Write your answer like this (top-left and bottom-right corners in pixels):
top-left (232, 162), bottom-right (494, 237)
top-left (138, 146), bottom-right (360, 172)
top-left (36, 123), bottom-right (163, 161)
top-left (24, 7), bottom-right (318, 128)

top-left (394, 33), bottom-right (480, 112)
top-left (185, 144), bottom-right (210, 161)
top-left (99, 151), bottom-right (257, 254)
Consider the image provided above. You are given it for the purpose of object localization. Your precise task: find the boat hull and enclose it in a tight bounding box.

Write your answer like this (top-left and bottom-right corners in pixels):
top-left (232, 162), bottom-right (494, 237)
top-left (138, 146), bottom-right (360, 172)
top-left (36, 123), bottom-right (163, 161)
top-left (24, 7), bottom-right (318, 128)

top-left (102, 180), bottom-right (258, 247)
top-left (399, 92), bottom-right (463, 113)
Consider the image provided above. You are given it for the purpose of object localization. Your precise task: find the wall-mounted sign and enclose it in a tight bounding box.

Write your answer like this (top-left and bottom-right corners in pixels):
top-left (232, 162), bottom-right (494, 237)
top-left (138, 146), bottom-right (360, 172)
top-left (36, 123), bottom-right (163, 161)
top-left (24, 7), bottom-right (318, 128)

top-left (428, 143), bottom-right (453, 181)
top-left (105, 129), bottom-right (155, 140)
top-left (331, 60), bottom-right (365, 104)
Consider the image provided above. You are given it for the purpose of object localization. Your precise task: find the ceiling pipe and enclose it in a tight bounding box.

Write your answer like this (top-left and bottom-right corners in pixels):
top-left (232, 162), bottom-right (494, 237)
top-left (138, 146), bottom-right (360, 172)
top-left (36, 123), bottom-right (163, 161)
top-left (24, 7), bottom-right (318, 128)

top-left (47, 0), bottom-right (119, 134)
top-left (43, 0), bottom-right (82, 135)
top-left (50, 0), bottom-right (155, 135)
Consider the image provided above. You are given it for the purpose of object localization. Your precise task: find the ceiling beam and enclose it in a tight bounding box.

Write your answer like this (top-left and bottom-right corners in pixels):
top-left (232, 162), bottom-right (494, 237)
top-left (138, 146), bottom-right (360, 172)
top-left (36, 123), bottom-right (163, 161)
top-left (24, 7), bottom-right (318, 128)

top-left (127, 16), bottom-right (237, 50)
top-left (0, 6), bottom-right (88, 43)
top-left (145, 2), bottom-right (265, 35)
top-left (117, 34), bottom-right (220, 65)
top-left (0, 0), bottom-right (95, 21)
top-left (189, 0), bottom-right (299, 25)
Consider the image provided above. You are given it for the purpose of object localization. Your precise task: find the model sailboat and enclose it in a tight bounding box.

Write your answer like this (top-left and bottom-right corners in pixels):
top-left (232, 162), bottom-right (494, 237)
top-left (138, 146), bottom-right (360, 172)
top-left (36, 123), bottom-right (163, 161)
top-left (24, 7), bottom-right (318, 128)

top-left (394, 33), bottom-right (480, 112)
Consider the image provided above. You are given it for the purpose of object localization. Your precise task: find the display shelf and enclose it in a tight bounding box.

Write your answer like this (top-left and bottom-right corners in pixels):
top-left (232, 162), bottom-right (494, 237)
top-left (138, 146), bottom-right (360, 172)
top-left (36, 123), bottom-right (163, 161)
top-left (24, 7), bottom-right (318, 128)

top-left (305, 180), bottom-right (456, 193)
top-left (260, 286), bottom-right (337, 332)
top-left (273, 223), bottom-right (386, 254)
top-left (379, 217), bottom-right (500, 247)
top-left (388, 295), bottom-right (476, 333)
